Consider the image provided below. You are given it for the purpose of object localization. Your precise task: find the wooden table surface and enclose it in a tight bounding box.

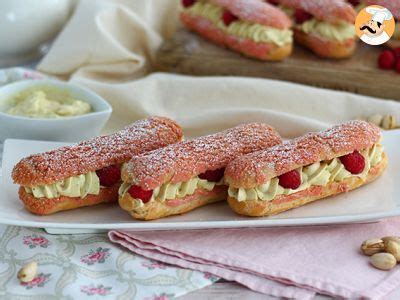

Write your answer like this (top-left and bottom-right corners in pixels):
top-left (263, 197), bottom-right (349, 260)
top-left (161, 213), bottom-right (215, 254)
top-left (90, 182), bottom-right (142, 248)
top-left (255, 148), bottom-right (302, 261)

top-left (156, 28), bottom-right (400, 102)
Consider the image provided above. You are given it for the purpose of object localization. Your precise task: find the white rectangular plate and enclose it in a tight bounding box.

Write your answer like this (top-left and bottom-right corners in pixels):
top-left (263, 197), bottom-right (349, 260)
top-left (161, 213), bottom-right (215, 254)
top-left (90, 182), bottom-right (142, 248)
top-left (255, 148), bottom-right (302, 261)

top-left (0, 131), bottom-right (399, 232)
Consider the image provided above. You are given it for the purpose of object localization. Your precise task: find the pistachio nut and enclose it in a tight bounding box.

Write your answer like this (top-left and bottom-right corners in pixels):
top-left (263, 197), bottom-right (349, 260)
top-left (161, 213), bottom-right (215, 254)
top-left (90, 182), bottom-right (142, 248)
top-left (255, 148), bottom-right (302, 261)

top-left (17, 261), bottom-right (37, 283)
top-left (361, 238), bottom-right (384, 256)
top-left (381, 115), bottom-right (396, 130)
top-left (370, 253), bottom-right (397, 270)
top-left (367, 114), bottom-right (384, 127)
top-left (385, 241), bottom-right (400, 262)
top-left (382, 236), bottom-right (400, 245)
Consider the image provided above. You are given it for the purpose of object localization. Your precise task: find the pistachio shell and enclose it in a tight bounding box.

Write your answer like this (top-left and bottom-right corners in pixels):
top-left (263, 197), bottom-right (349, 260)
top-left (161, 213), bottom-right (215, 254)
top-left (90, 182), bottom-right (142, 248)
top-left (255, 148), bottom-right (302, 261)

top-left (386, 241), bottom-right (400, 262)
top-left (370, 253), bottom-right (396, 270)
top-left (367, 114), bottom-right (383, 127)
top-left (17, 261), bottom-right (37, 283)
top-left (382, 236), bottom-right (400, 245)
top-left (361, 238), bottom-right (384, 256)
top-left (381, 115), bottom-right (396, 130)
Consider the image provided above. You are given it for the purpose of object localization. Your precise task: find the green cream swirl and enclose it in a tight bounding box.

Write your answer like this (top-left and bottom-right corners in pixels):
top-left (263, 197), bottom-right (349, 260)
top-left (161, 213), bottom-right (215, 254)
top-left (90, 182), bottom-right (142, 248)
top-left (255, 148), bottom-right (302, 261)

top-left (278, 5), bottom-right (355, 42)
top-left (119, 176), bottom-right (224, 207)
top-left (297, 19), bottom-right (355, 42)
top-left (228, 144), bottom-right (383, 202)
top-left (185, 2), bottom-right (293, 47)
top-left (25, 172), bottom-right (100, 199)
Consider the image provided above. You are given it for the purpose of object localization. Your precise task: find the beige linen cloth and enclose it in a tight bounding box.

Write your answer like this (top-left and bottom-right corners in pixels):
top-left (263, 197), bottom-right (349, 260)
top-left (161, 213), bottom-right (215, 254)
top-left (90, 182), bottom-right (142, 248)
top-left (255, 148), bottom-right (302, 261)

top-left (38, 0), bottom-right (400, 138)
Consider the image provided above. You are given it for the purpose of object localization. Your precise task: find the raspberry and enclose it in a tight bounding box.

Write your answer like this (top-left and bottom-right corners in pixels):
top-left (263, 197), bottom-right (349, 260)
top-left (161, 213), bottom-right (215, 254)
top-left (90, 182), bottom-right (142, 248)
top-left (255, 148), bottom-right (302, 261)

top-left (393, 48), bottom-right (400, 59)
top-left (278, 170), bottom-right (301, 189)
top-left (198, 168), bottom-right (225, 182)
top-left (348, 0), bottom-right (360, 6)
top-left (339, 150), bottom-right (365, 174)
top-left (182, 0), bottom-right (196, 7)
top-left (294, 9), bottom-right (313, 24)
top-left (267, 0), bottom-right (279, 5)
top-left (222, 10), bottom-right (239, 26)
top-left (396, 60), bottom-right (400, 74)
top-left (127, 185), bottom-right (153, 203)
top-left (96, 165), bottom-right (121, 187)
top-left (378, 50), bottom-right (396, 70)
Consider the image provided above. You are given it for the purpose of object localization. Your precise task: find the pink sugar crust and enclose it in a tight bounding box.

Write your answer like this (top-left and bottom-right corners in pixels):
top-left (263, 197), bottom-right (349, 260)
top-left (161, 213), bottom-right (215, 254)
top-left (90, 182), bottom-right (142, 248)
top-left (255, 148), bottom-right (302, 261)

top-left (280, 0), bottom-right (356, 24)
top-left (211, 0), bottom-right (292, 29)
top-left (225, 120), bottom-right (381, 189)
top-left (181, 13), bottom-right (289, 61)
top-left (122, 123), bottom-right (282, 190)
top-left (362, 0), bottom-right (400, 19)
top-left (12, 117), bottom-right (183, 187)
top-left (294, 29), bottom-right (356, 58)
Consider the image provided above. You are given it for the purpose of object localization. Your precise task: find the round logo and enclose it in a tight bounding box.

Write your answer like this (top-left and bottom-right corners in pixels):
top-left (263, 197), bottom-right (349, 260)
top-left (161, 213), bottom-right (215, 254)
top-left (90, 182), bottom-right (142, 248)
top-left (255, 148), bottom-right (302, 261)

top-left (355, 5), bottom-right (395, 46)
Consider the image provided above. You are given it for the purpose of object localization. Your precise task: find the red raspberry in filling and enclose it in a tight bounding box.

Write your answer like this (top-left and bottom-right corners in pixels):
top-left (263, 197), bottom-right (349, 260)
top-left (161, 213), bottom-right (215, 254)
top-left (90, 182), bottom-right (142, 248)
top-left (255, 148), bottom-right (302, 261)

top-left (339, 150), bottom-right (365, 174)
top-left (267, 0), bottom-right (280, 5)
top-left (96, 165), bottom-right (121, 187)
top-left (222, 10), bottom-right (239, 26)
top-left (393, 48), bottom-right (400, 59)
top-left (128, 185), bottom-right (153, 203)
top-left (182, 0), bottom-right (196, 8)
top-left (278, 170), bottom-right (301, 189)
top-left (348, 0), bottom-right (360, 6)
top-left (198, 168), bottom-right (225, 182)
top-left (396, 60), bottom-right (400, 74)
top-left (378, 50), bottom-right (396, 70)
top-left (294, 9), bottom-right (313, 24)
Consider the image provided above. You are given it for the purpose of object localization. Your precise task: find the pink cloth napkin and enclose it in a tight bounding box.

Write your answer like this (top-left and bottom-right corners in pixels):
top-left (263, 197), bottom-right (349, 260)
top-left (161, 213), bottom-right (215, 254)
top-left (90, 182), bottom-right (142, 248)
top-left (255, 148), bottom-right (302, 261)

top-left (109, 217), bottom-right (400, 299)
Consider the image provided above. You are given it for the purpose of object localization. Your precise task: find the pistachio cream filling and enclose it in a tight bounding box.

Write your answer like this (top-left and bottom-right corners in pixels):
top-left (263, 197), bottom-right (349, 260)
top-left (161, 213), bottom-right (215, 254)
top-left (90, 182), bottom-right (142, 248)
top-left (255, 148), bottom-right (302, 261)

top-left (24, 172), bottom-right (100, 199)
top-left (185, 1), bottom-right (293, 47)
top-left (119, 176), bottom-right (224, 207)
top-left (228, 144), bottom-right (383, 202)
top-left (280, 6), bottom-right (355, 42)
top-left (298, 19), bottom-right (355, 42)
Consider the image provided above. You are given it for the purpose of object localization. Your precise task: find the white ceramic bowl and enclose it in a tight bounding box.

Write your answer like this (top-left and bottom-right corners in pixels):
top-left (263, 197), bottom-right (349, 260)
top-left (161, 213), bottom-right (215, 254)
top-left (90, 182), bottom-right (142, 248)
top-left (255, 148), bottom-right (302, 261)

top-left (0, 0), bottom-right (71, 55)
top-left (0, 80), bottom-right (112, 142)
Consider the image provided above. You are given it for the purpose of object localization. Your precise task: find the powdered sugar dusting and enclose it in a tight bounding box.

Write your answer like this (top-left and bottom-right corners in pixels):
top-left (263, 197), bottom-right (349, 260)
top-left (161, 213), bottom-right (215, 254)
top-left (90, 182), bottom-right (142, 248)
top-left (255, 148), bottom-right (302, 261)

top-left (211, 0), bottom-right (292, 29)
top-left (280, 0), bottom-right (356, 23)
top-left (123, 123), bottom-right (282, 190)
top-left (225, 120), bottom-right (381, 188)
top-left (12, 117), bottom-right (183, 186)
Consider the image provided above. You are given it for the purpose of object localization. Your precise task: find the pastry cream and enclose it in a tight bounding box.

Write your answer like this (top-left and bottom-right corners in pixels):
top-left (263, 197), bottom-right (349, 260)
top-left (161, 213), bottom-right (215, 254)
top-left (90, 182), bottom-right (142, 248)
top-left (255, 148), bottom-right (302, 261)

top-left (297, 19), bottom-right (355, 42)
top-left (25, 172), bottom-right (100, 199)
top-left (119, 176), bottom-right (224, 206)
top-left (185, 2), bottom-right (293, 47)
top-left (279, 5), bottom-right (355, 42)
top-left (6, 88), bottom-right (91, 119)
top-left (228, 144), bottom-right (383, 202)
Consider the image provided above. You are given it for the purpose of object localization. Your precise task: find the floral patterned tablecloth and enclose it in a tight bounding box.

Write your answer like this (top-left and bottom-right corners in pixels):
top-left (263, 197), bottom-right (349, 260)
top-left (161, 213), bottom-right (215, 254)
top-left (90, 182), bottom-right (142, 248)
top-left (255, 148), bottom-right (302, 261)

top-left (0, 68), bottom-right (218, 299)
top-left (0, 225), bottom-right (217, 299)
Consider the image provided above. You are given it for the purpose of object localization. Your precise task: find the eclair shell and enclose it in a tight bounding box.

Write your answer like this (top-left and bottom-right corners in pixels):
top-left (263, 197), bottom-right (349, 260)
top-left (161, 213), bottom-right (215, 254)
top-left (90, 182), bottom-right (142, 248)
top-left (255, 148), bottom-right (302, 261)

top-left (228, 153), bottom-right (387, 217)
top-left (225, 121), bottom-right (381, 189)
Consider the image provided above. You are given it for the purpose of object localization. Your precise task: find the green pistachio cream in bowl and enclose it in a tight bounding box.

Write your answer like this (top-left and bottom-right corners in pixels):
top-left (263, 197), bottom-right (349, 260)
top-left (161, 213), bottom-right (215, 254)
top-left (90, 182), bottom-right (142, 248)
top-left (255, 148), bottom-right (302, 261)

top-left (6, 87), bottom-right (92, 119)
top-left (0, 79), bottom-right (112, 142)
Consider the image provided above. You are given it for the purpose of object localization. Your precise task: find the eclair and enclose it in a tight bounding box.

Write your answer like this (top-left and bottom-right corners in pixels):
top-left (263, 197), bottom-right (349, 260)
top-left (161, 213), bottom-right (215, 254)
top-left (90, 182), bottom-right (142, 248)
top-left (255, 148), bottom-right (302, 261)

top-left (359, 0), bottom-right (400, 49)
top-left (12, 117), bottom-right (183, 215)
top-left (274, 0), bottom-right (357, 58)
top-left (119, 123), bottom-right (282, 220)
top-left (180, 0), bottom-right (293, 61)
top-left (225, 121), bottom-right (387, 217)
